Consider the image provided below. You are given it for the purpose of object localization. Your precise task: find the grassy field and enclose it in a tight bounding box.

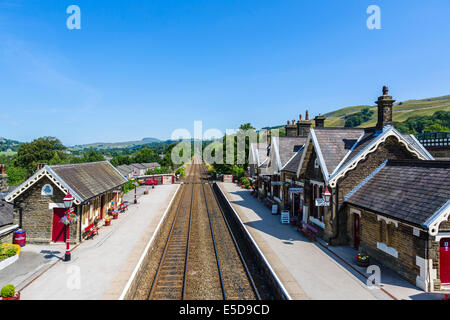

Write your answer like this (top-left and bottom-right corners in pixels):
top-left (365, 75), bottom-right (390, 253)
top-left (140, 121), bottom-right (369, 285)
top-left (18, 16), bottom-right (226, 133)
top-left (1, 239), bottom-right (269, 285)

top-left (323, 95), bottom-right (450, 128)
top-left (0, 151), bottom-right (17, 156)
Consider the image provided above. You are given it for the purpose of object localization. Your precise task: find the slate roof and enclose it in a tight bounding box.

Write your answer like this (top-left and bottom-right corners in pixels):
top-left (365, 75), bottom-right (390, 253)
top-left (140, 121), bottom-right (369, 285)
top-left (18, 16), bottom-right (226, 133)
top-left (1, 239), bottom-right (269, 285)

top-left (48, 161), bottom-right (128, 202)
top-left (273, 136), bottom-right (307, 170)
top-left (312, 128), bottom-right (363, 174)
top-left (116, 165), bottom-right (131, 177)
top-left (282, 148), bottom-right (304, 173)
top-left (0, 195), bottom-right (13, 227)
top-left (250, 143), bottom-right (269, 166)
top-left (130, 163), bottom-right (146, 170)
top-left (345, 160), bottom-right (450, 227)
top-left (141, 163), bottom-right (161, 169)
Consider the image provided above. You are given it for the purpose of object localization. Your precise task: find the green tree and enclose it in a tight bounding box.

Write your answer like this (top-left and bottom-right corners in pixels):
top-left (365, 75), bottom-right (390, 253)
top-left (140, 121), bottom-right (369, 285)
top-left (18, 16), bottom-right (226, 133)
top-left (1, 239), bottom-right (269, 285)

top-left (15, 137), bottom-right (66, 173)
top-left (5, 166), bottom-right (28, 186)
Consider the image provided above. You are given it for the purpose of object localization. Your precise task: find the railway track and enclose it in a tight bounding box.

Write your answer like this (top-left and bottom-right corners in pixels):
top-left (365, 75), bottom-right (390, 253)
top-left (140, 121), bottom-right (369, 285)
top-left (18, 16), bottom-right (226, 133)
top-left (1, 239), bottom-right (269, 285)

top-left (147, 159), bottom-right (259, 300)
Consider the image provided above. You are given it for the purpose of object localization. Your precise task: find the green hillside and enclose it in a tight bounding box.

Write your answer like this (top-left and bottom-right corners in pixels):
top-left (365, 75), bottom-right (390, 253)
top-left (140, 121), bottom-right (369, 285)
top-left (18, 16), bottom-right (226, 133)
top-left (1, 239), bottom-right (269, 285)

top-left (69, 137), bottom-right (161, 151)
top-left (0, 137), bottom-right (22, 152)
top-left (323, 95), bottom-right (450, 128)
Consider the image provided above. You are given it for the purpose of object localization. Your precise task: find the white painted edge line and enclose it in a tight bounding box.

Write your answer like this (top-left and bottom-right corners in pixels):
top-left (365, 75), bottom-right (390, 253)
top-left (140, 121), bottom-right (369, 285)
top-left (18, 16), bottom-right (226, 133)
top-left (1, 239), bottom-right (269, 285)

top-left (118, 184), bottom-right (181, 300)
top-left (216, 183), bottom-right (292, 300)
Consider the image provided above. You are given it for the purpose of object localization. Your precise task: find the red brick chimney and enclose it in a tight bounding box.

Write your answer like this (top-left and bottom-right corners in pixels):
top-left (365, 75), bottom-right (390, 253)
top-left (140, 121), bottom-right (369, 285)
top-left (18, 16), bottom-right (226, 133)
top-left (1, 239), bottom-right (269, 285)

top-left (0, 164), bottom-right (5, 175)
top-left (37, 163), bottom-right (46, 171)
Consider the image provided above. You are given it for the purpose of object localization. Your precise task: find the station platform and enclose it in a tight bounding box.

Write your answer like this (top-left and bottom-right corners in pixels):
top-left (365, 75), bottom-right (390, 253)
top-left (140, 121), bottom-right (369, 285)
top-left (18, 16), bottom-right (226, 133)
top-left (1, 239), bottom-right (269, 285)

top-left (217, 182), bottom-right (445, 300)
top-left (11, 184), bottom-right (179, 300)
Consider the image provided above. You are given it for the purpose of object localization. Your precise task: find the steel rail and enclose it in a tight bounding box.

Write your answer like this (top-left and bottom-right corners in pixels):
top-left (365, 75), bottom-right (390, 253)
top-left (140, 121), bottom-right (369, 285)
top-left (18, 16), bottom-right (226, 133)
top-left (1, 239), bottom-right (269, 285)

top-left (207, 167), bottom-right (261, 300)
top-left (201, 180), bottom-right (227, 300)
top-left (181, 166), bottom-right (195, 299)
top-left (147, 163), bottom-right (195, 300)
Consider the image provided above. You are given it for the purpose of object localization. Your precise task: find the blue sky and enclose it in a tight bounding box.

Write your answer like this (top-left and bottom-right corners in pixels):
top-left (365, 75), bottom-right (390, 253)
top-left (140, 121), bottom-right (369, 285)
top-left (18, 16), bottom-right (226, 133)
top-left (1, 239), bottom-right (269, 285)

top-left (1, 0), bottom-right (450, 145)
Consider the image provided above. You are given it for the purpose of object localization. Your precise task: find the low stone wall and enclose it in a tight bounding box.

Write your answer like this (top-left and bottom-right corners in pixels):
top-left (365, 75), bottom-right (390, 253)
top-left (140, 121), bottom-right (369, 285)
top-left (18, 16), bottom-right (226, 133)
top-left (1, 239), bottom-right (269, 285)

top-left (213, 183), bottom-right (290, 300)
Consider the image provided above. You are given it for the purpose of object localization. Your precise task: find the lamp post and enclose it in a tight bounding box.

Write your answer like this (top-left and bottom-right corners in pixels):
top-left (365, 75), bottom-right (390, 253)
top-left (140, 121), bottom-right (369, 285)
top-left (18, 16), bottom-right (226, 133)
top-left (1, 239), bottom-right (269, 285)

top-left (63, 191), bottom-right (74, 262)
top-left (322, 186), bottom-right (331, 206)
top-left (133, 170), bottom-right (138, 204)
top-left (152, 166), bottom-right (155, 189)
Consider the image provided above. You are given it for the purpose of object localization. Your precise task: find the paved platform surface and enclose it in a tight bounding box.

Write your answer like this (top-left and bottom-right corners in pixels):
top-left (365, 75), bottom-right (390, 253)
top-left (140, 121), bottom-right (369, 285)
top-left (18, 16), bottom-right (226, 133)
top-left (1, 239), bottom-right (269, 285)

top-left (10, 184), bottom-right (179, 300)
top-left (218, 182), bottom-right (445, 300)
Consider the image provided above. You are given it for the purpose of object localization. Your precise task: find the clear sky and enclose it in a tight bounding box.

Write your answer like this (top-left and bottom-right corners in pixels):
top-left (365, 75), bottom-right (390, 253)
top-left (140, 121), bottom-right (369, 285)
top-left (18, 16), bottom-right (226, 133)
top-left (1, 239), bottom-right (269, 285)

top-left (1, 0), bottom-right (449, 145)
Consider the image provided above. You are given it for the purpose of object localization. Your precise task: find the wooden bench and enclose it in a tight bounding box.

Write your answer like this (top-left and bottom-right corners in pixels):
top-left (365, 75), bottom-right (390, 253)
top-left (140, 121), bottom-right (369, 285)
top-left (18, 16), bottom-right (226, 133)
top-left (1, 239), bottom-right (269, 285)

top-left (84, 223), bottom-right (99, 239)
top-left (298, 221), bottom-right (318, 241)
top-left (118, 202), bottom-right (128, 211)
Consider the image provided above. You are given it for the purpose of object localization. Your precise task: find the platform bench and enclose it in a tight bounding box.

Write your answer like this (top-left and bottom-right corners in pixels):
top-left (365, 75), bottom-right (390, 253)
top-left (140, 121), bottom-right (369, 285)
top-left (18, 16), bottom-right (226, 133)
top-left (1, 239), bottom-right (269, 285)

top-left (298, 221), bottom-right (318, 241)
top-left (84, 223), bottom-right (99, 239)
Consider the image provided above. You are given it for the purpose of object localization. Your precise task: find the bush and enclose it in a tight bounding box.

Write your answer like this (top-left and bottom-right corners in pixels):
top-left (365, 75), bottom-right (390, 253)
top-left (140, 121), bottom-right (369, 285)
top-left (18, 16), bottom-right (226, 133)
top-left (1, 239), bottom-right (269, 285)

top-left (122, 180), bottom-right (136, 194)
top-left (240, 177), bottom-right (250, 188)
top-left (175, 167), bottom-right (185, 178)
top-left (1, 284), bottom-right (15, 298)
top-left (0, 245), bottom-right (18, 261)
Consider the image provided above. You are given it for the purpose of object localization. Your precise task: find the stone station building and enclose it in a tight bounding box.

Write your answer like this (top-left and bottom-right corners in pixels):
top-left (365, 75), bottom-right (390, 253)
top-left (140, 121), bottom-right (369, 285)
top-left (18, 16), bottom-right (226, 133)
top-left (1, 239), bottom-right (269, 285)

top-left (4, 161), bottom-right (128, 244)
top-left (345, 160), bottom-right (450, 292)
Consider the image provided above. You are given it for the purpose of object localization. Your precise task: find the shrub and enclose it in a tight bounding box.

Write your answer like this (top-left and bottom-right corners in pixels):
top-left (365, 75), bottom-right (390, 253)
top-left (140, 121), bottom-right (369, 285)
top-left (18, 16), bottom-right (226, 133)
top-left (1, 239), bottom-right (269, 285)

top-left (1, 284), bottom-right (15, 298)
top-left (0, 245), bottom-right (18, 261)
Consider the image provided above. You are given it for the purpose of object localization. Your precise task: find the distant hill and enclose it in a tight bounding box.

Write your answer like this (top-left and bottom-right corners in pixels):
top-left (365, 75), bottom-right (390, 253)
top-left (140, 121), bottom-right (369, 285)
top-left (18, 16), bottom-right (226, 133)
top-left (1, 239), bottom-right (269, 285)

top-left (0, 137), bottom-right (22, 152)
top-left (323, 95), bottom-right (450, 128)
top-left (69, 137), bottom-right (162, 151)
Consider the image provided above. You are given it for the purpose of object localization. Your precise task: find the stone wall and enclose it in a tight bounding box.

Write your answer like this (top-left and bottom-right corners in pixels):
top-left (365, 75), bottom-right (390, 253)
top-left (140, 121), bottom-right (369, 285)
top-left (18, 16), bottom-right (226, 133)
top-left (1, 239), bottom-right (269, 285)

top-left (13, 177), bottom-right (79, 244)
top-left (346, 205), bottom-right (427, 287)
top-left (335, 136), bottom-right (418, 244)
top-left (0, 173), bottom-right (8, 193)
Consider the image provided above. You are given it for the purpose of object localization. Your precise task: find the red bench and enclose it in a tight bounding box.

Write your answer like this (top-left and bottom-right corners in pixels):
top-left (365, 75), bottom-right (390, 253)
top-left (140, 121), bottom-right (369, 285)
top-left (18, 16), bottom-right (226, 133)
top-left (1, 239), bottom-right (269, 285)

top-left (298, 221), bottom-right (318, 241)
top-left (84, 223), bottom-right (99, 239)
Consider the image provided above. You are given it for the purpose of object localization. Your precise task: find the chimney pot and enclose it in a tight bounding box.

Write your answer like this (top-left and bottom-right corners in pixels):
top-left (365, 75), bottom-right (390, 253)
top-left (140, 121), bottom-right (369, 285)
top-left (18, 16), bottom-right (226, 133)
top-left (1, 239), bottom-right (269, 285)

top-left (0, 164), bottom-right (5, 175)
top-left (299, 114), bottom-right (303, 120)
top-left (376, 86), bottom-right (395, 130)
top-left (305, 110), bottom-right (309, 121)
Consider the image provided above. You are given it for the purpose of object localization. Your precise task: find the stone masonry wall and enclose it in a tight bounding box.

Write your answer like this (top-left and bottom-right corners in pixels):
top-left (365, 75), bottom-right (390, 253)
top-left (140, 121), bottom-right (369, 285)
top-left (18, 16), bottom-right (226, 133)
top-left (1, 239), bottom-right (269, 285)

top-left (335, 136), bottom-right (418, 244)
top-left (13, 177), bottom-right (79, 244)
top-left (346, 205), bottom-right (427, 287)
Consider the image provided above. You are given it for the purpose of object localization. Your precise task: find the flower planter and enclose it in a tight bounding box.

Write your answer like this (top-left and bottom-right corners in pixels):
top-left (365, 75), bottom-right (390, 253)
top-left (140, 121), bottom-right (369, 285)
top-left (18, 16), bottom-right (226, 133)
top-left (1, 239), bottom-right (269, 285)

top-left (2, 292), bottom-right (20, 300)
top-left (105, 219), bottom-right (111, 226)
top-left (0, 254), bottom-right (19, 271)
top-left (112, 214), bottom-right (118, 220)
top-left (355, 253), bottom-right (370, 267)
top-left (356, 259), bottom-right (370, 267)
top-left (144, 190), bottom-right (149, 195)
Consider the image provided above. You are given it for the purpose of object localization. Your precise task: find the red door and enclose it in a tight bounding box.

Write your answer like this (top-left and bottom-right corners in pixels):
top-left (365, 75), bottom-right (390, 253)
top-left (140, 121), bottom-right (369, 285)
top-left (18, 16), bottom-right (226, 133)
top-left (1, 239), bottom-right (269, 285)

top-left (100, 195), bottom-right (105, 219)
top-left (440, 238), bottom-right (450, 284)
top-left (52, 208), bottom-right (66, 243)
top-left (354, 214), bottom-right (360, 250)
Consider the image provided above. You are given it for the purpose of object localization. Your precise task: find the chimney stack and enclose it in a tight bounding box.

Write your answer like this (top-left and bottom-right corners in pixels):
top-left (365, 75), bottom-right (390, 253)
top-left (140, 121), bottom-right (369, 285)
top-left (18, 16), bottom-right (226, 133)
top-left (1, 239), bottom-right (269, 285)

top-left (305, 110), bottom-right (309, 121)
top-left (376, 86), bottom-right (395, 131)
top-left (297, 111), bottom-right (313, 137)
top-left (314, 115), bottom-right (326, 128)
top-left (285, 119), bottom-right (298, 137)
top-left (0, 164), bottom-right (8, 193)
top-left (37, 163), bottom-right (46, 171)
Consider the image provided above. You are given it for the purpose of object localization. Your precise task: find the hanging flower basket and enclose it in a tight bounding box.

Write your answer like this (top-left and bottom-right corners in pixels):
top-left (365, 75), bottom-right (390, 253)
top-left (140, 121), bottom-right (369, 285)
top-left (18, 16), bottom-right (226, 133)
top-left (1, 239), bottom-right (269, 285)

top-left (61, 212), bottom-right (78, 225)
top-left (355, 253), bottom-right (370, 267)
